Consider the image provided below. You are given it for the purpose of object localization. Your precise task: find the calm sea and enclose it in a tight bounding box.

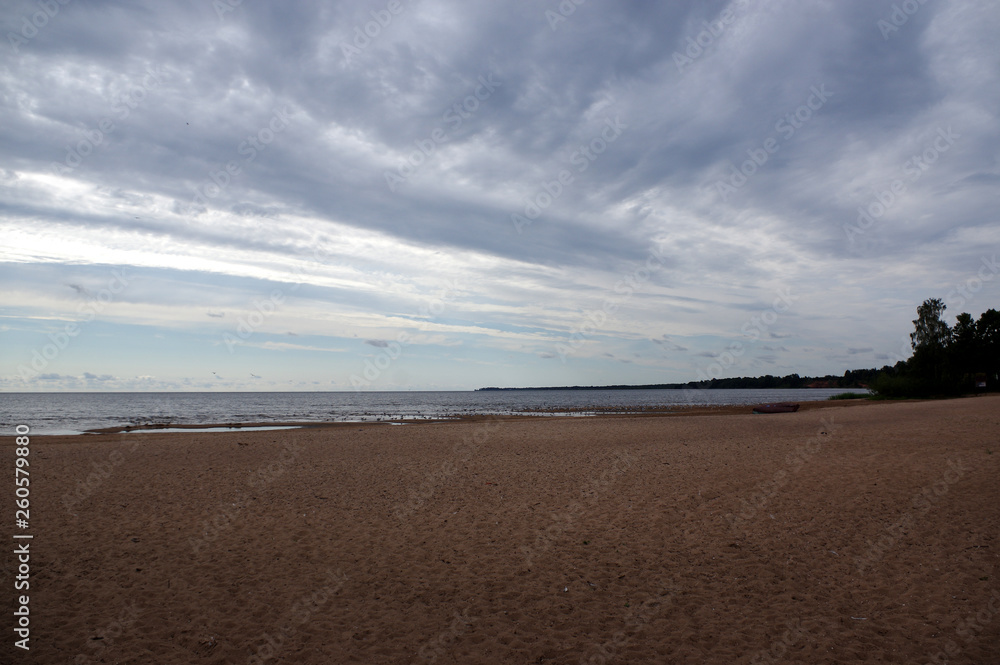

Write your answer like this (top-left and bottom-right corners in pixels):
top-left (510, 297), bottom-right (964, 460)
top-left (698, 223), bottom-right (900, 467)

top-left (0, 389), bottom-right (866, 435)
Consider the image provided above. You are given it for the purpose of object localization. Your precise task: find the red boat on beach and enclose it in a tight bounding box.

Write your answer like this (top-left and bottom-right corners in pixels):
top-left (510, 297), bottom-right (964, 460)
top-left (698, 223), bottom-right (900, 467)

top-left (752, 402), bottom-right (800, 414)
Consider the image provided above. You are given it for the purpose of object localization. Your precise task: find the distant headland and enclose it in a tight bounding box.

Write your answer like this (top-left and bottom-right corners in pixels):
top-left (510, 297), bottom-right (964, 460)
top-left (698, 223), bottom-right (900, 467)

top-left (477, 370), bottom-right (876, 391)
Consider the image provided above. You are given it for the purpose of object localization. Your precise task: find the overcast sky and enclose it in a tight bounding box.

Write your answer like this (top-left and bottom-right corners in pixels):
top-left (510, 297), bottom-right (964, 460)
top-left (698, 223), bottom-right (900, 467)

top-left (1, 0), bottom-right (998, 392)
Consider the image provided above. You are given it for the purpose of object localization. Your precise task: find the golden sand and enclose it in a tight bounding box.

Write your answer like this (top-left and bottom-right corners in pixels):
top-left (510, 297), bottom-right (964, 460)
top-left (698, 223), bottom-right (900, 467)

top-left (8, 396), bottom-right (1000, 663)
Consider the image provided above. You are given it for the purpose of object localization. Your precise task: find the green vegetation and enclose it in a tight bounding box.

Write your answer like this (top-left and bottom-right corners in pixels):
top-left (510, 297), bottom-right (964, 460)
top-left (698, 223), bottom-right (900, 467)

top-left (827, 392), bottom-right (869, 400)
top-left (869, 300), bottom-right (999, 399)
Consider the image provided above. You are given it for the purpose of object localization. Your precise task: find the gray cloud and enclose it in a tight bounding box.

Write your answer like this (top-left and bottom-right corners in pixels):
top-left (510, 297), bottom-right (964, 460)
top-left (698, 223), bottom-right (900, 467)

top-left (83, 372), bottom-right (115, 381)
top-left (2, 0), bottom-right (997, 389)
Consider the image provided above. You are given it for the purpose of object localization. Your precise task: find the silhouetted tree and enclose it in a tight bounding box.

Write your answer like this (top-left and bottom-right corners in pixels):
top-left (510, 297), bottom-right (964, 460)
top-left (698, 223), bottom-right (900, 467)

top-left (977, 308), bottom-right (1000, 387)
top-left (949, 312), bottom-right (978, 386)
top-left (908, 298), bottom-right (951, 390)
top-left (911, 298), bottom-right (950, 351)
top-left (871, 299), bottom-right (999, 397)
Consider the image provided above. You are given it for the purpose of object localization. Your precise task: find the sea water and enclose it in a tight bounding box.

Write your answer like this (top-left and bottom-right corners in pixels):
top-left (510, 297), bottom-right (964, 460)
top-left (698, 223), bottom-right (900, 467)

top-left (0, 389), bottom-right (866, 435)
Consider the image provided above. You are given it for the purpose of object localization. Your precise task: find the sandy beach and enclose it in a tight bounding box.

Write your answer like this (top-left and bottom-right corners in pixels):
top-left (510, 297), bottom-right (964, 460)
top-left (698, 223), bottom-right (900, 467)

top-left (6, 396), bottom-right (999, 664)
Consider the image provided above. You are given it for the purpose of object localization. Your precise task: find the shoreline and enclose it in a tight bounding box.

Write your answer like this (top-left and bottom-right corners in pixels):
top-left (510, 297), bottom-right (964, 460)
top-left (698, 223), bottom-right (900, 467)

top-left (15, 394), bottom-right (909, 438)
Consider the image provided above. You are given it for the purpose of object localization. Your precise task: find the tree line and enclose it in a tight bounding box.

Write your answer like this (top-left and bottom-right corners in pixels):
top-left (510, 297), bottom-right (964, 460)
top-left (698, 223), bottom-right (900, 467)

top-left (479, 299), bottom-right (998, 396)
top-left (871, 299), bottom-right (999, 398)
top-left (479, 372), bottom-right (876, 392)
